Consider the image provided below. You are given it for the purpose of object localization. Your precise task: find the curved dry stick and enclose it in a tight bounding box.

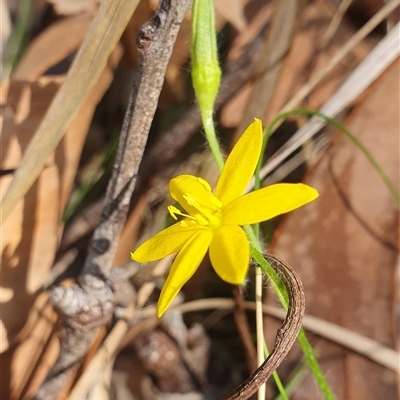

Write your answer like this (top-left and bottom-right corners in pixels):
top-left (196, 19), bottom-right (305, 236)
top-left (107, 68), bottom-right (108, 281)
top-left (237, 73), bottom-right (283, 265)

top-left (222, 254), bottom-right (305, 400)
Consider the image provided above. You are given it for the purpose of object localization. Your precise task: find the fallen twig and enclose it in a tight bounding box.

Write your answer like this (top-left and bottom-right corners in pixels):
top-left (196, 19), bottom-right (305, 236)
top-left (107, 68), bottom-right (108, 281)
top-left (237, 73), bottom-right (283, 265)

top-left (223, 254), bottom-right (305, 399)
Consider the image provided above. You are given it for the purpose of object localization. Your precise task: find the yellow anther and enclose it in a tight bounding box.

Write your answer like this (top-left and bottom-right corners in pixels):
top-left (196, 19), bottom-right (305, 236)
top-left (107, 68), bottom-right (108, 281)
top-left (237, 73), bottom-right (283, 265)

top-left (210, 196), bottom-right (222, 208)
top-left (194, 214), bottom-right (208, 226)
top-left (179, 220), bottom-right (195, 228)
top-left (196, 177), bottom-right (212, 192)
top-left (183, 193), bottom-right (198, 206)
top-left (168, 205), bottom-right (181, 220)
top-left (168, 205), bottom-right (194, 221)
top-left (170, 186), bottom-right (223, 230)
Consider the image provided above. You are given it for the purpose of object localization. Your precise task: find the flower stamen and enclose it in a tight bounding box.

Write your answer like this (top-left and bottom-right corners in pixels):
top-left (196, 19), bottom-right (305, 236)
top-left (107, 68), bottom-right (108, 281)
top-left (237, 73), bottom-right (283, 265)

top-left (168, 205), bottom-right (195, 221)
top-left (196, 177), bottom-right (212, 192)
top-left (182, 193), bottom-right (222, 229)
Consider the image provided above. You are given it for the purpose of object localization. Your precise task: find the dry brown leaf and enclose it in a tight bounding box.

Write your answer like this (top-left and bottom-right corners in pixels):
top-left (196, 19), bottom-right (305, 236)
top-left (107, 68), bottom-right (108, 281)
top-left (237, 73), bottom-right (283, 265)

top-left (214, 0), bottom-right (248, 32)
top-left (4, 292), bottom-right (59, 400)
top-left (1, 0), bottom-right (11, 60)
top-left (0, 46), bottom-right (122, 360)
top-left (267, 58), bottom-right (399, 399)
top-left (0, 78), bottom-right (80, 351)
top-left (227, 1), bottom-right (273, 62)
top-left (1, 77), bottom-right (67, 354)
top-left (13, 13), bottom-right (94, 81)
top-left (0, 10), bottom-right (124, 394)
top-left (47, 0), bottom-right (100, 16)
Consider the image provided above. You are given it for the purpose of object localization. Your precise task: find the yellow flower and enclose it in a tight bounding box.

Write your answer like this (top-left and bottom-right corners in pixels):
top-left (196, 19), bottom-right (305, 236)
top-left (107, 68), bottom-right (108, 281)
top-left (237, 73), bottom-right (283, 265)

top-left (131, 119), bottom-right (318, 317)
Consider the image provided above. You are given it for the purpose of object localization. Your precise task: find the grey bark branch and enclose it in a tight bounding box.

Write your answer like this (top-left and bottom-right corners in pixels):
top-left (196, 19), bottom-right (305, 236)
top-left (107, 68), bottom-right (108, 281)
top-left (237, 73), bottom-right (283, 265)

top-left (32, 1), bottom-right (192, 399)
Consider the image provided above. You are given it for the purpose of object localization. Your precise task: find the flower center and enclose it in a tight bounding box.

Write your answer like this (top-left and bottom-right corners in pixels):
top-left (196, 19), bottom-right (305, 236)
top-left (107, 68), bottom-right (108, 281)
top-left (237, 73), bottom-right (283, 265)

top-left (168, 192), bottom-right (223, 230)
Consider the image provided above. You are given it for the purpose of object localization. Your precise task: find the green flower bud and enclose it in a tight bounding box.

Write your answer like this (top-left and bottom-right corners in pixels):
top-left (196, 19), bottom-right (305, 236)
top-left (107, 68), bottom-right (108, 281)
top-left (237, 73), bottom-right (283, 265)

top-left (191, 0), bottom-right (221, 116)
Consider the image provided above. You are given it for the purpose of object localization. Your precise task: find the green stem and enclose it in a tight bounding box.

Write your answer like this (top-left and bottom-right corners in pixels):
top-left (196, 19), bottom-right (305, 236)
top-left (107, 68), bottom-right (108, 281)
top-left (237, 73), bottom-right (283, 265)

top-left (201, 110), bottom-right (224, 171)
top-left (297, 329), bottom-right (335, 400)
top-left (273, 363), bottom-right (307, 400)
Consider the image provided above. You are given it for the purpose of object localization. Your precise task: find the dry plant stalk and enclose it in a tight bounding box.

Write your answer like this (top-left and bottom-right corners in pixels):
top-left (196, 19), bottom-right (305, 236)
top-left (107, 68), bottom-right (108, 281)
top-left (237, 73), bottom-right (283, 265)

top-left (222, 254), bottom-right (305, 399)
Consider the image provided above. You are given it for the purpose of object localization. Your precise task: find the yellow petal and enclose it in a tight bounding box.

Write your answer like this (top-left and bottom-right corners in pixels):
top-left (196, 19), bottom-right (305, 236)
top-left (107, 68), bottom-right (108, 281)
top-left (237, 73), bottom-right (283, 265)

top-left (157, 230), bottom-right (212, 317)
top-left (169, 175), bottom-right (217, 216)
top-left (131, 223), bottom-right (204, 262)
top-left (209, 225), bottom-right (249, 284)
top-left (223, 183), bottom-right (319, 225)
top-left (215, 119), bottom-right (263, 205)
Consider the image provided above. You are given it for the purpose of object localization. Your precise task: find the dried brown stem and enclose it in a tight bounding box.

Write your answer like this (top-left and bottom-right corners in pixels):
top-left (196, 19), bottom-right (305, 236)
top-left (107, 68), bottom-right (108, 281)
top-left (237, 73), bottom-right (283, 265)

top-left (222, 254), bottom-right (305, 399)
top-left (32, 1), bottom-right (192, 398)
